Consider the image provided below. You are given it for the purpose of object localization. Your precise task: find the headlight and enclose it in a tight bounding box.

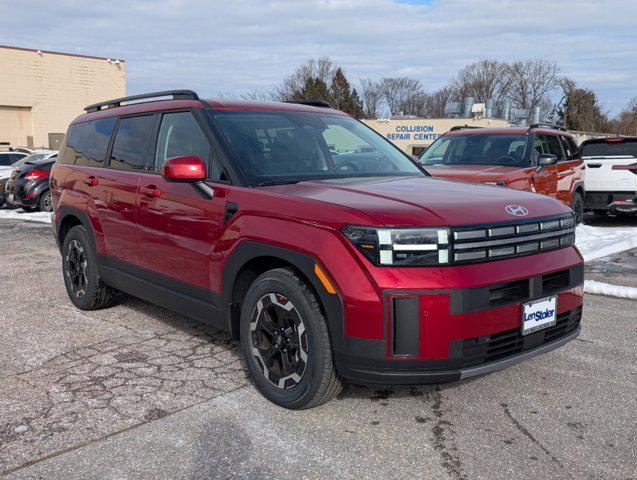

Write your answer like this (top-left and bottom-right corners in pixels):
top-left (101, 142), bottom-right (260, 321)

top-left (342, 226), bottom-right (450, 266)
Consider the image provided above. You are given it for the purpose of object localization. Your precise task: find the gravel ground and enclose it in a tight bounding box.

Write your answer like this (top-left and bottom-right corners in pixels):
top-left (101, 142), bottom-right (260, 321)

top-left (0, 217), bottom-right (635, 479)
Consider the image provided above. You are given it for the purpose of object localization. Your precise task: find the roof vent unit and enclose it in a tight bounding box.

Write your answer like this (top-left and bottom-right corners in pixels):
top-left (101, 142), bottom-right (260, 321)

top-left (485, 99), bottom-right (496, 119)
top-left (531, 106), bottom-right (541, 124)
top-left (463, 97), bottom-right (475, 118)
top-left (502, 100), bottom-right (512, 122)
top-left (444, 102), bottom-right (462, 118)
top-left (471, 103), bottom-right (486, 118)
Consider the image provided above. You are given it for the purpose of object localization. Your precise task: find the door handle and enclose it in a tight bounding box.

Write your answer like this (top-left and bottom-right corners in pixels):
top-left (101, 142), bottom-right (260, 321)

top-left (587, 163), bottom-right (602, 168)
top-left (140, 185), bottom-right (161, 198)
top-left (83, 176), bottom-right (98, 186)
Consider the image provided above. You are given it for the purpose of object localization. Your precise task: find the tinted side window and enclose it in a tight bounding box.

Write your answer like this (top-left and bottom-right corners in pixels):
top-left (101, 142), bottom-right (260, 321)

top-left (545, 135), bottom-right (565, 160)
top-left (559, 136), bottom-right (579, 161)
top-left (154, 112), bottom-right (225, 180)
top-left (62, 117), bottom-right (117, 166)
top-left (110, 115), bottom-right (156, 171)
top-left (9, 154), bottom-right (26, 163)
top-left (0, 155), bottom-right (12, 166)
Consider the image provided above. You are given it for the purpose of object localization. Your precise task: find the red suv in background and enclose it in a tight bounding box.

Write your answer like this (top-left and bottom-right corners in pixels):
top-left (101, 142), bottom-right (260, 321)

top-left (420, 125), bottom-right (586, 223)
top-left (51, 91), bottom-right (584, 409)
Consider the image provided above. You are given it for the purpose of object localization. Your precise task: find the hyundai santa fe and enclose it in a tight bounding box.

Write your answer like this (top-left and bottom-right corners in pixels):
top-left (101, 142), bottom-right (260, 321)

top-left (50, 90), bottom-right (584, 409)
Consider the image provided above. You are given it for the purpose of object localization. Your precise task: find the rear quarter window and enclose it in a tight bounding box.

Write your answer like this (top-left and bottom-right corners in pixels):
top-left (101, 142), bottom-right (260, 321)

top-left (581, 139), bottom-right (637, 158)
top-left (61, 117), bottom-right (117, 166)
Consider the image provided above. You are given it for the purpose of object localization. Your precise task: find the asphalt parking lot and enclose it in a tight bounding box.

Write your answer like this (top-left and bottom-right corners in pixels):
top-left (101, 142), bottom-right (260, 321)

top-left (0, 217), bottom-right (635, 479)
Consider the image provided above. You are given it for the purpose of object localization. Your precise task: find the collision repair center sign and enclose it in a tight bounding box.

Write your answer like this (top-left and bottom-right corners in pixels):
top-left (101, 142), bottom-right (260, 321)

top-left (386, 124), bottom-right (441, 142)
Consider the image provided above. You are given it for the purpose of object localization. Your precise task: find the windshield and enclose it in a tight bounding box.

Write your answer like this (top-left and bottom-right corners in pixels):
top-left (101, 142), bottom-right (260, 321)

top-left (420, 133), bottom-right (530, 167)
top-left (211, 110), bottom-right (422, 185)
top-left (581, 139), bottom-right (637, 158)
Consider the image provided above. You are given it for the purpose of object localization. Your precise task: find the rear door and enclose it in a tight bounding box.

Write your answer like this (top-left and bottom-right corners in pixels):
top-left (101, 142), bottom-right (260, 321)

top-left (136, 110), bottom-right (228, 294)
top-left (71, 114), bottom-right (156, 265)
top-left (581, 138), bottom-right (637, 192)
top-left (531, 134), bottom-right (558, 198)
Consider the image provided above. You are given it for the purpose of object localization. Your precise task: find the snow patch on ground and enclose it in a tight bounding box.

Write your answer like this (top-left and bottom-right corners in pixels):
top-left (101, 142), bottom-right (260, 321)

top-left (584, 280), bottom-right (637, 300)
top-left (575, 223), bottom-right (637, 262)
top-left (0, 208), bottom-right (51, 223)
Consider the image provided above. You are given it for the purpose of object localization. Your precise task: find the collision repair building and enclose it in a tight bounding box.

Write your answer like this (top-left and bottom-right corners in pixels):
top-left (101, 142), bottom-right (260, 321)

top-left (363, 117), bottom-right (508, 156)
top-left (0, 44), bottom-right (126, 149)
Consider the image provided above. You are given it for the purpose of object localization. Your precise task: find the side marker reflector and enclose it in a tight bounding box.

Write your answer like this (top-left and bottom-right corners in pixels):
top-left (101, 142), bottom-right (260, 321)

top-left (314, 264), bottom-right (336, 294)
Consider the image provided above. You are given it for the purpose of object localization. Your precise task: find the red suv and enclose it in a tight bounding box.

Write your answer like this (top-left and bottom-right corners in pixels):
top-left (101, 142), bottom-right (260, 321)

top-left (419, 125), bottom-right (586, 223)
top-left (51, 91), bottom-right (584, 409)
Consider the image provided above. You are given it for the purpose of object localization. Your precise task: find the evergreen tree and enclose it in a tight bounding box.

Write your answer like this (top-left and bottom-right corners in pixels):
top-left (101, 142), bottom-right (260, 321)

top-left (291, 76), bottom-right (330, 103)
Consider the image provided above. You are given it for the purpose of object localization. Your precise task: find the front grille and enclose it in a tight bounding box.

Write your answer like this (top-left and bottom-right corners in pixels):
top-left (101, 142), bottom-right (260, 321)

top-left (460, 306), bottom-right (582, 368)
top-left (451, 214), bottom-right (575, 264)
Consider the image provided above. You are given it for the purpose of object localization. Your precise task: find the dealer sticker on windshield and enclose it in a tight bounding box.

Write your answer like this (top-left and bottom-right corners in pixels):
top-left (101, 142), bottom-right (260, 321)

top-left (522, 296), bottom-right (557, 335)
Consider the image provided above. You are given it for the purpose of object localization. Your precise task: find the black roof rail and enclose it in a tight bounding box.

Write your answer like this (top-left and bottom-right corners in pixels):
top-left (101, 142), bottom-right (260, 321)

top-left (528, 123), bottom-right (567, 132)
top-left (286, 99), bottom-right (333, 109)
top-left (84, 89), bottom-right (207, 112)
top-left (449, 125), bottom-right (483, 131)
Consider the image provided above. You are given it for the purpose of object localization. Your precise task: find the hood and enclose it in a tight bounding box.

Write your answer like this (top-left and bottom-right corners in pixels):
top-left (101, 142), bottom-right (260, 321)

top-left (260, 176), bottom-right (570, 227)
top-left (424, 164), bottom-right (523, 181)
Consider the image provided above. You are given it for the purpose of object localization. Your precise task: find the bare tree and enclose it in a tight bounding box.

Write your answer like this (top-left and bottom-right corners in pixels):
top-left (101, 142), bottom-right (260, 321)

top-left (423, 86), bottom-right (454, 117)
top-left (505, 59), bottom-right (562, 111)
top-left (610, 97), bottom-right (637, 135)
top-left (241, 89), bottom-right (278, 102)
top-left (276, 57), bottom-right (336, 101)
top-left (449, 59), bottom-right (509, 103)
top-left (380, 77), bottom-right (422, 115)
top-left (359, 79), bottom-right (383, 118)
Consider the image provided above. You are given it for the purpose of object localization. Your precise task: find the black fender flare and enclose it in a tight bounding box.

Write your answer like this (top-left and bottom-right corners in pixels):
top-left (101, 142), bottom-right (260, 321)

top-left (55, 205), bottom-right (95, 253)
top-left (572, 181), bottom-right (585, 198)
top-left (221, 240), bottom-right (345, 352)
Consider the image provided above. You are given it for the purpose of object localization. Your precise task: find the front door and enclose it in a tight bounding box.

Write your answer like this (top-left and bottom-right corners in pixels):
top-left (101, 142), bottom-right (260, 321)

top-left (136, 111), bottom-right (228, 296)
top-left (532, 134), bottom-right (558, 198)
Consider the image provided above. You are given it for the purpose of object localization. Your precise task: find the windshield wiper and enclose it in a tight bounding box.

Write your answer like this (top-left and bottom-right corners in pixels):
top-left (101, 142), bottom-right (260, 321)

top-left (257, 180), bottom-right (302, 186)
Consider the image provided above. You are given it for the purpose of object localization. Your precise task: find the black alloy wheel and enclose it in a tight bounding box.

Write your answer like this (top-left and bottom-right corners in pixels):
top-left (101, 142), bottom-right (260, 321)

top-left (240, 268), bottom-right (343, 409)
top-left (250, 292), bottom-right (309, 389)
top-left (65, 239), bottom-right (88, 299)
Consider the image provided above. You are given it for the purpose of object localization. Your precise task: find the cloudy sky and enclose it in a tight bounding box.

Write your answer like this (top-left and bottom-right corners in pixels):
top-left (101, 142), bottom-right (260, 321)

top-left (1, 0), bottom-right (636, 114)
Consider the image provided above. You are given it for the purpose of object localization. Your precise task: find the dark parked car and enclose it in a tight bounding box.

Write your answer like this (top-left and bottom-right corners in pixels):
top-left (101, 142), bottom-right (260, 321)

top-left (6, 157), bottom-right (56, 212)
top-left (51, 90), bottom-right (583, 409)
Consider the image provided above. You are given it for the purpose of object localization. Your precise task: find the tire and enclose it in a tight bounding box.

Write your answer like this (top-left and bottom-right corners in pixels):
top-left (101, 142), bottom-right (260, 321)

top-left (38, 190), bottom-right (52, 212)
top-left (240, 268), bottom-right (343, 409)
top-left (570, 192), bottom-right (584, 224)
top-left (62, 225), bottom-right (119, 310)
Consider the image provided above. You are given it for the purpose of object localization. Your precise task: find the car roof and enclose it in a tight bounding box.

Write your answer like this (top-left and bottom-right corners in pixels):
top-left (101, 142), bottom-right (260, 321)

top-left (445, 127), bottom-right (573, 137)
top-left (71, 98), bottom-right (348, 125)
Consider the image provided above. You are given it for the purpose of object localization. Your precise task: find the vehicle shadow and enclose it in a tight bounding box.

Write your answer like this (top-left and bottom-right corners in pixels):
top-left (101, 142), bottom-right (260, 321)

top-left (582, 212), bottom-right (637, 227)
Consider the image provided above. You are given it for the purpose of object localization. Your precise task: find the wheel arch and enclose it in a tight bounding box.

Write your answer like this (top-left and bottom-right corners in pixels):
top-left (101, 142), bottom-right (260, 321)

top-left (56, 205), bottom-right (97, 254)
top-left (573, 181), bottom-right (585, 199)
top-left (221, 241), bottom-right (344, 351)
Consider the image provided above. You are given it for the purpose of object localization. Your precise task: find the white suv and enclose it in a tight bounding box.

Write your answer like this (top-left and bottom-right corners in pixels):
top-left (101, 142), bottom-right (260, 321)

top-left (581, 137), bottom-right (637, 215)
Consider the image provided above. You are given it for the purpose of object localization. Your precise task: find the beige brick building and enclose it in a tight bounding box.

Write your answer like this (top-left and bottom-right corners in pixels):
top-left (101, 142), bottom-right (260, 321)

top-left (363, 117), bottom-right (508, 156)
top-left (0, 45), bottom-right (126, 149)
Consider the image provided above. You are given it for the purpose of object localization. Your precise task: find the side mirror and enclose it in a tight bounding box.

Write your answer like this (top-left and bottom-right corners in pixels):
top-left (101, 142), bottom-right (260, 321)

top-left (537, 154), bottom-right (558, 168)
top-left (162, 155), bottom-right (206, 183)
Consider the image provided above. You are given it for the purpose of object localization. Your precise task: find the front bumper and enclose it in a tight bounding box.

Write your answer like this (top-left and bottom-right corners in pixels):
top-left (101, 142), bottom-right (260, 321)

top-left (585, 191), bottom-right (637, 213)
top-left (334, 261), bottom-right (584, 385)
top-left (337, 307), bottom-right (581, 384)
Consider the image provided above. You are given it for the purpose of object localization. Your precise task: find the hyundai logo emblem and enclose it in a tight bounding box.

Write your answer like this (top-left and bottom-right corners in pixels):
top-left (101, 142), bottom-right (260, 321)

top-left (505, 205), bottom-right (529, 216)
